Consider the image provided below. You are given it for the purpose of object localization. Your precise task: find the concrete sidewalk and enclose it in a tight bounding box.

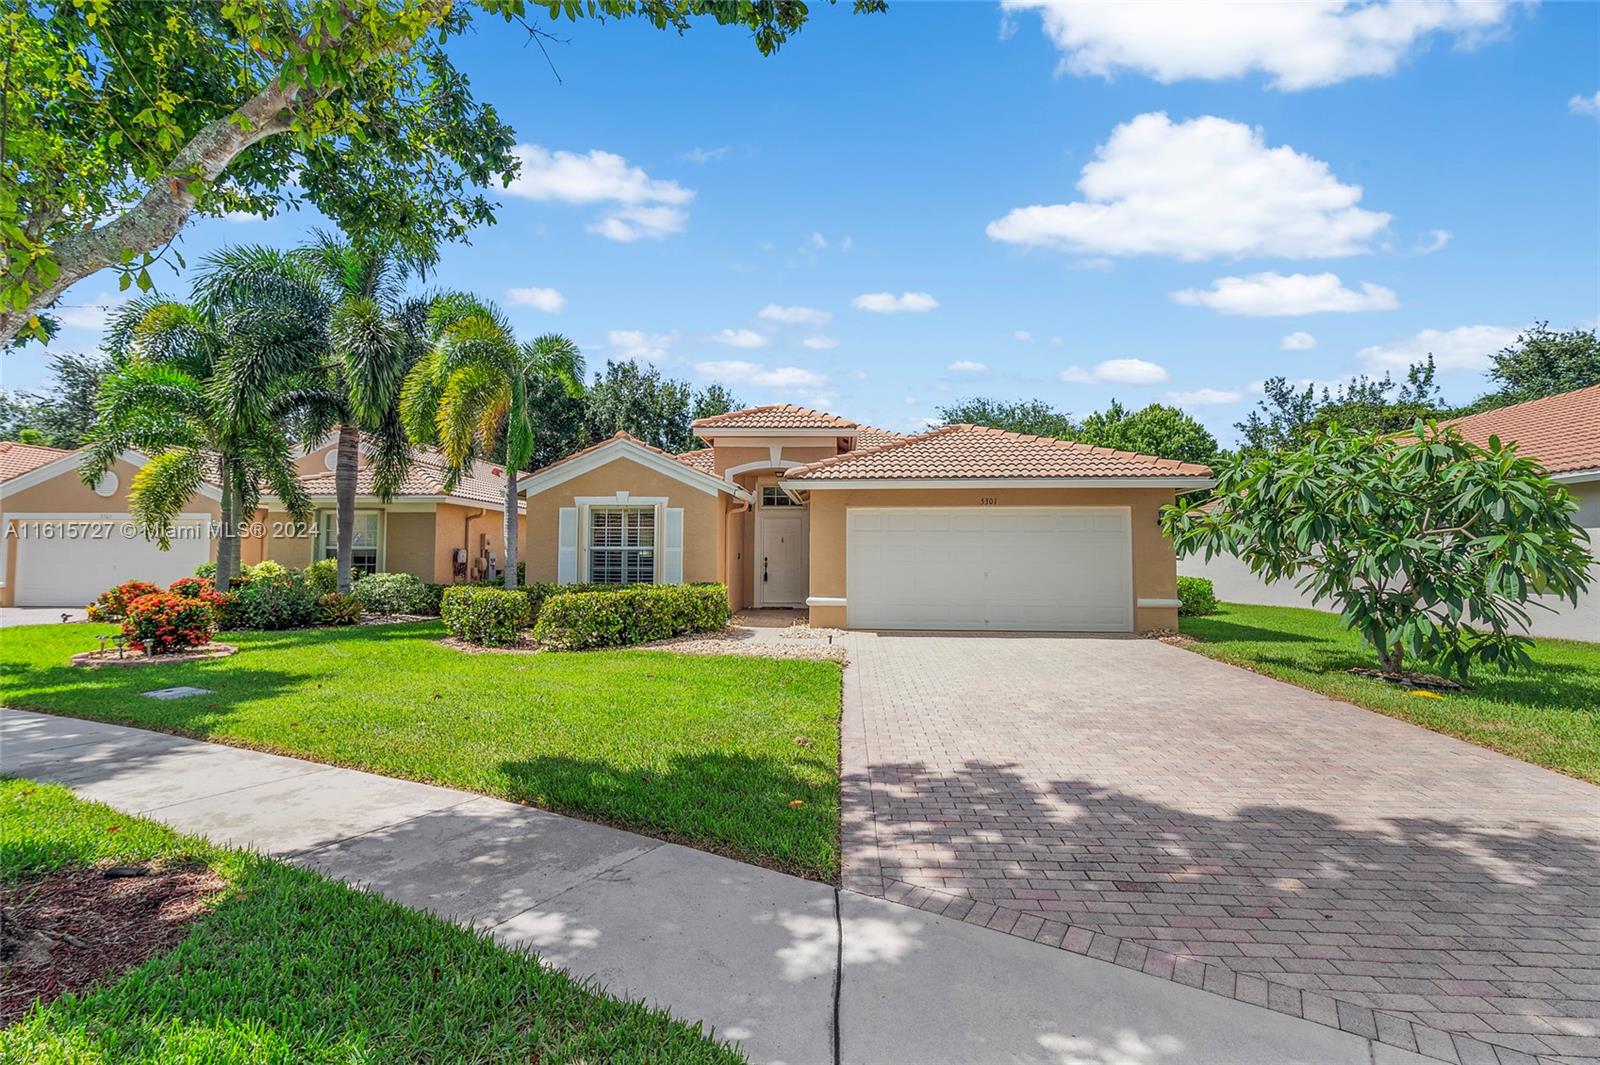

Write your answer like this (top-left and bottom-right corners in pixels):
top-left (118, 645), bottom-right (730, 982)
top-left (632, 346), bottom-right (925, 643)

top-left (1, 707), bottom-right (1427, 1065)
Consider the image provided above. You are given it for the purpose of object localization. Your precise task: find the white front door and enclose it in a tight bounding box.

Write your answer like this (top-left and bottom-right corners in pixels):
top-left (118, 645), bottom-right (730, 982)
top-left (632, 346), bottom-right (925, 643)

top-left (846, 506), bottom-right (1133, 631)
top-left (756, 506), bottom-right (809, 607)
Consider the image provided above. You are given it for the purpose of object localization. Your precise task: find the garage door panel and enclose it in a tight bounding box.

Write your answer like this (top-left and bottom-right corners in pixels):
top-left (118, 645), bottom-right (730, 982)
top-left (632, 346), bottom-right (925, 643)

top-left (846, 506), bottom-right (1131, 632)
top-left (14, 519), bottom-right (212, 607)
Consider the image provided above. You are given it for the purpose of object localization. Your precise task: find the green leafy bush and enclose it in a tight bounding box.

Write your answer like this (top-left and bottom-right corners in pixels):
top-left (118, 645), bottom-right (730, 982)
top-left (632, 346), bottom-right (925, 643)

top-left (533, 584), bottom-right (730, 651)
top-left (86, 579), bottom-right (162, 622)
top-left (352, 572), bottom-right (439, 616)
top-left (243, 560), bottom-right (291, 582)
top-left (122, 592), bottom-right (215, 654)
top-left (194, 561), bottom-right (217, 579)
top-left (440, 586), bottom-right (531, 646)
top-left (305, 558), bottom-right (339, 595)
top-left (1176, 576), bottom-right (1218, 617)
top-left (229, 572), bottom-right (318, 630)
top-left (315, 591), bottom-right (363, 626)
top-left (520, 582), bottom-right (619, 621)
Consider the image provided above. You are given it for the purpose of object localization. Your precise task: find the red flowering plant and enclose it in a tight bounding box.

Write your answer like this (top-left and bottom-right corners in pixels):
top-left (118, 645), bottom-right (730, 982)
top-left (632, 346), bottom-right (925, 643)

top-left (86, 580), bottom-right (162, 622)
top-left (121, 592), bottom-right (216, 655)
top-left (168, 575), bottom-right (232, 625)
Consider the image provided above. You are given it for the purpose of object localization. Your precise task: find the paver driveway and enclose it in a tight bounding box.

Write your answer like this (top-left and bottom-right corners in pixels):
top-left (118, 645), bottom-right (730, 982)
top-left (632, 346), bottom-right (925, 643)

top-left (840, 632), bottom-right (1600, 1065)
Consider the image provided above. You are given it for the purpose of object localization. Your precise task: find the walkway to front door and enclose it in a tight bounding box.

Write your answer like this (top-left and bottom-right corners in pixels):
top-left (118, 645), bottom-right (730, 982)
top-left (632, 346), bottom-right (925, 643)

top-left (841, 631), bottom-right (1600, 1064)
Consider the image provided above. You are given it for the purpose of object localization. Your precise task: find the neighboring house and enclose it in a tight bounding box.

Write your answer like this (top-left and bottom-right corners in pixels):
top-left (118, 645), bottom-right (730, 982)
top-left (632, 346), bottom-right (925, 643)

top-left (1179, 384), bottom-right (1600, 642)
top-left (0, 437), bottom-right (523, 606)
top-left (0, 442), bottom-right (222, 606)
top-left (520, 405), bottom-right (1214, 633)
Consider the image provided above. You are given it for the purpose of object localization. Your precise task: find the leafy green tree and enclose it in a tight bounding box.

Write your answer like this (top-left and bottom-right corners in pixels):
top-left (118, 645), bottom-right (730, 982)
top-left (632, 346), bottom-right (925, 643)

top-left (402, 301), bottom-right (583, 589)
top-left (692, 383), bottom-right (743, 423)
top-left (1466, 322), bottom-right (1600, 411)
top-left (0, 351), bottom-right (110, 447)
top-left (1235, 358), bottom-right (1445, 455)
top-left (1163, 422), bottom-right (1594, 678)
top-left (80, 295), bottom-right (316, 591)
top-left (584, 360), bottom-right (694, 452)
top-left (5, 0), bottom-right (882, 344)
top-left (1074, 400), bottom-right (1219, 466)
top-left (935, 397), bottom-right (1077, 439)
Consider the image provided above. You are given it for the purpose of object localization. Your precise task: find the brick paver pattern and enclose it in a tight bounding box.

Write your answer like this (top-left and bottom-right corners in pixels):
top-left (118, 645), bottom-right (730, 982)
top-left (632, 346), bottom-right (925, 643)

top-left (840, 633), bottom-right (1600, 1065)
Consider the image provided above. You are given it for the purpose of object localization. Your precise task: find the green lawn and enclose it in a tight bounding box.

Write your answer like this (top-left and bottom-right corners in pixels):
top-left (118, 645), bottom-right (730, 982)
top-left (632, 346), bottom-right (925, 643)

top-left (0, 779), bottom-right (744, 1063)
top-left (0, 622), bottom-right (842, 879)
top-left (1180, 603), bottom-right (1600, 783)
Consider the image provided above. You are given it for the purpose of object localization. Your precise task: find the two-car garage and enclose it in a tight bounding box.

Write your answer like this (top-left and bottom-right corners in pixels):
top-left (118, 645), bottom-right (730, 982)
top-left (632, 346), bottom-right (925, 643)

top-left (844, 506), bottom-right (1134, 631)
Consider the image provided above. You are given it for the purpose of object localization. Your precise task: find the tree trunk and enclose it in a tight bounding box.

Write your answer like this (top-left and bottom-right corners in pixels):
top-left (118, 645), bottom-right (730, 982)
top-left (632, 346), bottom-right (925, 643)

top-left (1379, 642), bottom-right (1405, 677)
top-left (214, 457), bottom-right (234, 594)
top-left (502, 464), bottom-right (519, 590)
top-left (335, 424), bottom-right (360, 594)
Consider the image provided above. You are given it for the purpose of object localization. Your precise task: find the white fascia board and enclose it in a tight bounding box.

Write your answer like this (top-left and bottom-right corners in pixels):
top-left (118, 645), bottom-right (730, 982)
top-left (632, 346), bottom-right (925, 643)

top-left (1551, 468), bottom-right (1600, 484)
top-left (518, 438), bottom-right (748, 499)
top-left (259, 494), bottom-right (524, 512)
top-left (779, 476), bottom-right (1217, 491)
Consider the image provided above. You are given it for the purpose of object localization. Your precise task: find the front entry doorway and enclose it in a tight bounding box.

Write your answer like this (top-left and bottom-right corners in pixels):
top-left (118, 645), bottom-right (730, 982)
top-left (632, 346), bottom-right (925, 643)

top-left (755, 486), bottom-right (809, 607)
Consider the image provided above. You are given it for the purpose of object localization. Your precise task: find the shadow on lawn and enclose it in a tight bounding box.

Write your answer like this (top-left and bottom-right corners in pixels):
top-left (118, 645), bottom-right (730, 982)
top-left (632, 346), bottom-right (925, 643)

top-left (844, 757), bottom-right (1600, 1054)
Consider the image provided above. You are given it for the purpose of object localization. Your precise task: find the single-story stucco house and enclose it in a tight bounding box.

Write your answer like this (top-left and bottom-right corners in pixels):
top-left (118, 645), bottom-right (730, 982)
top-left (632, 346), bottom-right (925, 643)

top-left (1179, 383), bottom-right (1600, 642)
top-left (519, 404), bottom-right (1215, 633)
top-left (0, 437), bottom-right (522, 606)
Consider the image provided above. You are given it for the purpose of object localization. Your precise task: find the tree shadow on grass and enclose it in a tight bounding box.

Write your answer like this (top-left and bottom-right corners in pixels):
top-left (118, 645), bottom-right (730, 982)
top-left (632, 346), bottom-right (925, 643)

top-left (844, 757), bottom-right (1600, 1057)
top-left (1181, 618), bottom-right (1332, 645)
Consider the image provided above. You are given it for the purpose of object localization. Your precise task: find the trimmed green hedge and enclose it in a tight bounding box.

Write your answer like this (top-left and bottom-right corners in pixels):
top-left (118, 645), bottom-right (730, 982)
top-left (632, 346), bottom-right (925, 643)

top-left (521, 582), bottom-right (620, 622)
top-left (1177, 575), bottom-right (1218, 617)
top-left (441, 585), bottom-right (531, 647)
top-left (533, 584), bottom-right (730, 651)
top-left (353, 572), bottom-right (441, 616)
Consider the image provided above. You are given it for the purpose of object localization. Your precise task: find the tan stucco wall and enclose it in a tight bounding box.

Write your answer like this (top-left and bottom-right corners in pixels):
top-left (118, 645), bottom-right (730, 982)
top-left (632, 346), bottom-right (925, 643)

top-left (802, 486), bottom-right (1181, 633)
top-left (0, 456), bottom-right (223, 606)
top-left (522, 456), bottom-right (724, 585)
top-left (711, 443), bottom-right (840, 478)
top-left (385, 511), bottom-right (436, 580)
top-left (434, 504), bottom-right (520, 584)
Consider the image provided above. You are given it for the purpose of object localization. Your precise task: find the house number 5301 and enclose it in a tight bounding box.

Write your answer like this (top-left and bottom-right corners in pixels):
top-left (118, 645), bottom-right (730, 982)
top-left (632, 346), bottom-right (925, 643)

top-left (977, 497), bottom-right (998, 505)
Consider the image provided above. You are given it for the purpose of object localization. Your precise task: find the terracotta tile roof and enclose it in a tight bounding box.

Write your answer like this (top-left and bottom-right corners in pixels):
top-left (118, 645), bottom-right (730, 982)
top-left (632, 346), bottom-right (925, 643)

top-left (692, 404), bottom-right (857, 431)
top-left (521, 431), bottom-right (742, 496)
top-left (1446, 385), bottom-right (1600, 476)
top-left (298, 448), bottom-right (517, 508)
top-left (783, 423), bottom-right (1213, 481)
top-left (0, 441), bottom-right (74, 482)
top-left (675, 447), bottom-right (716, 473)
top-left (855, 426), bottom-right (906, 449)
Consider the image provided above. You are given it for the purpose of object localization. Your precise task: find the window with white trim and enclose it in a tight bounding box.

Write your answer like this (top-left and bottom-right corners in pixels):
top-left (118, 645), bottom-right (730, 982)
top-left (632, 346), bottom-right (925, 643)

top-left (319, 511), bottom-right (380, 574)
top-left (760, 485), bottom-right (799, 507)
top-left (587, 506), bottom-right (655, 584)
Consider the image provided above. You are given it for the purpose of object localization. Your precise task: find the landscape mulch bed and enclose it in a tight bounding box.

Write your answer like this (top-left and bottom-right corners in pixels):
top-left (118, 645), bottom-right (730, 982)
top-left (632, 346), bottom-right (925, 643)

top-left (1348, 667), bottom-right (1467, 692)
top-left (1, 863), bottom-right (224, 1025)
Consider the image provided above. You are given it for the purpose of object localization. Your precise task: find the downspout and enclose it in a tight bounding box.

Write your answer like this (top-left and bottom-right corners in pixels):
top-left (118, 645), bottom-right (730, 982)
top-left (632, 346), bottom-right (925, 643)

top-left (462, 507), bottom-right (488, 582)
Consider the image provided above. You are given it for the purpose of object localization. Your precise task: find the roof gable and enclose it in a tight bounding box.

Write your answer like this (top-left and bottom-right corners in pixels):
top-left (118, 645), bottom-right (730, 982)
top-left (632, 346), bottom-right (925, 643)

top-left (1446, 385), bottom-right (1600, 478)
top-left (519, 432), bottom-right (749, 498)
top-left (692, 404), bottom-right (858, 432)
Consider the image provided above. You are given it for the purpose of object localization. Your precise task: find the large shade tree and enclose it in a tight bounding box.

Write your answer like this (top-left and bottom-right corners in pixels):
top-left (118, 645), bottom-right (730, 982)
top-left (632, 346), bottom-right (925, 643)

top-left (402, 299), bottom-right (583, 589)
top-left (4, 0), bottom-right (883, 345)
top-left (1163, 422), bottom-right (1594, 678)
top-left (79, 291), bottom-right (318, 591)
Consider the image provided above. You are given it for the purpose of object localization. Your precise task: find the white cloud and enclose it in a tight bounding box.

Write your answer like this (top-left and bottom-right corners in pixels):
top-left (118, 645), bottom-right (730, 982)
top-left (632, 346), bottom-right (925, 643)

top-left (55, 292), bottom-right (128, 331)
top-left (506, 286), bottom-right (565, 313)
top-left (694, 360), bottom-right (828, 389)
top-left (1414, 228), bottom-right (1452, 255)
top-left (986, 112), bottom-right (1390, 261)
top-left (1280, 331), bottom-right (1318, 351)
top-left (947, 360), bottom-right (989, 374)
top-left (852, 291), bottom-right (939, 313)
top-left (1166, 387), bottom-right (1243, 406)
top-left (758, 304), bottom-right (832, 326)
top-left (802, 336), bottom-right (840, 350)
top-left (1570, 91), bottom-right (1600, 116)
top-left (587, 205), bottom-right (688, 242)
top-left (1058, 358), bottom-right (1169, 385)
top-left (1005, 0), bottom-right (1518, 91)
top-left (1049, 336), bottom-right (1065, 347)
top-left (712, 328), bottom-right (769, 349)
top-left (681, 145), bottom-right (731, 164)
top-left (607, 329), bottom-right (678, 363)
top-left (810, 232), bottom-right (828, 250)
top-left (505, 145), bottom-right (694, 242)
top-left (1172, 272), bottom-right (1398, 316)
top-left (1355, 324), bottom-right (1520, 372)
top-left (1012, 330), bottom-right (1032, 342)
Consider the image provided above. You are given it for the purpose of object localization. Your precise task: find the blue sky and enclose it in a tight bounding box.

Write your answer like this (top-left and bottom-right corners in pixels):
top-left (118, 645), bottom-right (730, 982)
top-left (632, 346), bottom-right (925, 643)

top-left (17, 0), bottom-right (1600, 445)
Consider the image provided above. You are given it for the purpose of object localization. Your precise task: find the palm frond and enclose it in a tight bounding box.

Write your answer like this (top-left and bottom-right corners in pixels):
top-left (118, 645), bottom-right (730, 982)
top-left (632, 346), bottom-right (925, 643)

top-left (127, 448), bottom-right (208, 549)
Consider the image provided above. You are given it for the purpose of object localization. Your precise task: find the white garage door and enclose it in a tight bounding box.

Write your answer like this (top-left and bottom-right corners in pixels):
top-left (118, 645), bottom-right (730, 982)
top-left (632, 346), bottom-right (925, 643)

top-left (12, 516), bottom-right (212, 607)
top-left (846, 506), bottom-right (1132, 631)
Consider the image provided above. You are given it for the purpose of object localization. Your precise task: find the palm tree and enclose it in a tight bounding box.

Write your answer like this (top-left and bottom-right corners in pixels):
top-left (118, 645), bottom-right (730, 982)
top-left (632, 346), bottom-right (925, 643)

top-left (402, 300), bottom-right (584, 590)
top-left (81, 291), bottom-right (317, 593)
top-left (208, 234), bottom-right (431, 593)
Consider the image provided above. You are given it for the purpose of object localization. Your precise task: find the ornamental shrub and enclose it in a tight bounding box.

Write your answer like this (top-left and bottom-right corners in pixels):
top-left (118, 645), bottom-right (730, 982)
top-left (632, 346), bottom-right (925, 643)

top-left (122, 592), bottom-right (215, 655)
top-left (520, 581), bottom-right (620, 622)
top-left (305, 558), bottom-right (339, 596)
top-left (167, 576), bottom-right (231, 624)
top-left (242, 560), bottom-right (291, 582)
top-left (440, 585), bottom-right (530, 646)
top-left (194, 561), bottom-right (217, 578)
top-left (315, 591), bottom-right (363, 626)
top-left (533, 583), bottom-right (730, 651)
top-left (1176, 576), bottom-right (1218, 617)
top-left (351, 572), bottom-right (438, 616)
top-left (86, 579), bottom-right (162, 622)
top-left (229, 571), bottom-right (318, 630)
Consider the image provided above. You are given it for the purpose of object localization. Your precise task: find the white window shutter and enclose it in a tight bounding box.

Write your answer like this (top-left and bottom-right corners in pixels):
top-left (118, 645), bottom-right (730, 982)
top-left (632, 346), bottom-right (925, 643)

top-left (662, 507), bottom-right (684, 584)
top-left (557, 507), bottom-right (578, 584)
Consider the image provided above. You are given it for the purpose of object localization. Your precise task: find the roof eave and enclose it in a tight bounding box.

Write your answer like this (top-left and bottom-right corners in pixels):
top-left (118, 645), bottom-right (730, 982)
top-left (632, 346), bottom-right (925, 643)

top-left (778, 476), bottom-right (1217, 490)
